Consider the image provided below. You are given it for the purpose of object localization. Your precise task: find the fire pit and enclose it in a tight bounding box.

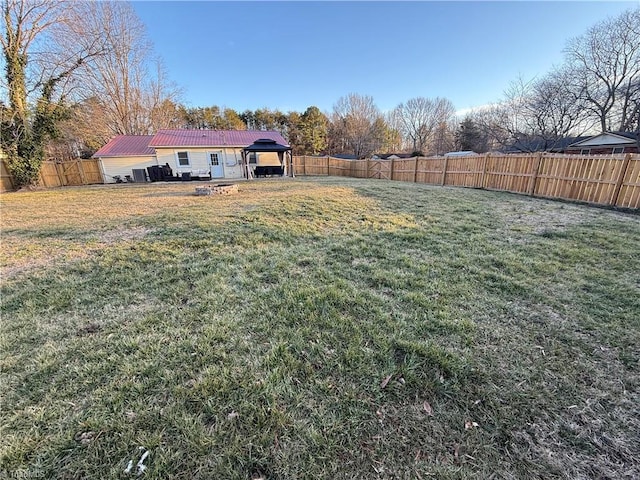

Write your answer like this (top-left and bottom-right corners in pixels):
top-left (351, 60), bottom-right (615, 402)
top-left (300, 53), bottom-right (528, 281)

top-left (194, 184), bottom-right (238, 196)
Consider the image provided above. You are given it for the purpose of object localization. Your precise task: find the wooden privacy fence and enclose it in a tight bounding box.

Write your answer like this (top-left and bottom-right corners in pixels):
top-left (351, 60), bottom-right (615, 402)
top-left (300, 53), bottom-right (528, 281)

top-left (292, 153), bottom-right (640, 209)
top-left (0, 158), bottom-right (104, 192)
top-left (0, 157), bottom-right (14, 192)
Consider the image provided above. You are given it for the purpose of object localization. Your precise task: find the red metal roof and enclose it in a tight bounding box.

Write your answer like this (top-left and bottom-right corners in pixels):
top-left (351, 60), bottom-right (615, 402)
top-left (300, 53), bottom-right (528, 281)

top-left (93, 135), bottom-right (155, 157)
top-left (149, 129), bottom-right (289, 148)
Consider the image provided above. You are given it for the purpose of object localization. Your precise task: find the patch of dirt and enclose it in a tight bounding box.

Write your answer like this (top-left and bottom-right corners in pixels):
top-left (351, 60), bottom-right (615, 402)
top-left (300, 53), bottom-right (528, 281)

top-left (77, 323), bottom-right (102, 336)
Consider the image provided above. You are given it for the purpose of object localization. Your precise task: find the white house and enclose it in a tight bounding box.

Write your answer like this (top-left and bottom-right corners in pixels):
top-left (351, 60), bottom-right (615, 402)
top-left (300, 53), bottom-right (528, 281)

top-left (92, 135), bottom-right (156, 182)
top-left (93, 129), bottom-right (290, 183)
top-left (565, 132), bottom-right (639, 155)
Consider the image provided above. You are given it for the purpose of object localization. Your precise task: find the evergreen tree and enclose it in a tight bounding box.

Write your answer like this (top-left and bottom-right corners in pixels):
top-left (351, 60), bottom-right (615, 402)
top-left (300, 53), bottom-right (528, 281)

top-left (455, 116), bottom-right (487, 152)
top-left (299, 106), bottom-right (328, 155)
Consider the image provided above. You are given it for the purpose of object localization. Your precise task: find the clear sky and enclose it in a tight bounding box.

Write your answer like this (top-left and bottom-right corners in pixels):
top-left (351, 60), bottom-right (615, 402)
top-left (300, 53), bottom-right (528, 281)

top-left (132, 1), bottom-right (636, 115)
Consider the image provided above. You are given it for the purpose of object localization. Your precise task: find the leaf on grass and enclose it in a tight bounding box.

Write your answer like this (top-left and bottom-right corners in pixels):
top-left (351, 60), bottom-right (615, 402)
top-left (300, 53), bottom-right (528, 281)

top-left (423, 401), bottom-right (433, 416)
top-left (380, 374), bottom-right (392, 389)
top-left (227, 411), bottom-right (239, 421)
top-left (74, 431), bottom-right (95, 445)
top-left (464, 420), bottom-right (479, 430)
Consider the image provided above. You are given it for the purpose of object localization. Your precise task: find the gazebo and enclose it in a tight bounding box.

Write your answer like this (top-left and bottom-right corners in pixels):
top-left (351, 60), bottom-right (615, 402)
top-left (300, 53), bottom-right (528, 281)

top-left (242, 138), bottom-right (293, 179)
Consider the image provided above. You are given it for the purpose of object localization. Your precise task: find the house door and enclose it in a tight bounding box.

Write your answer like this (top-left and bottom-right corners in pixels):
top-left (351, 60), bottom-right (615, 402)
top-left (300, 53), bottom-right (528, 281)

top-left (209, 152), bottom-right (224, 178)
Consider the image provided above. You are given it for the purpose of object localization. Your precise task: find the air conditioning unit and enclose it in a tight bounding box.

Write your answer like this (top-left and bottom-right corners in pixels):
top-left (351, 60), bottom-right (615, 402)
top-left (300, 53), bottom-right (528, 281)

top-left (131, 169), bottom-right (148, 182)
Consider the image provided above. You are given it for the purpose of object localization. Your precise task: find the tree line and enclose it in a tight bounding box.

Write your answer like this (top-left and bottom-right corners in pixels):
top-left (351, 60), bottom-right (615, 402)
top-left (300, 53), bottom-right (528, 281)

top-left (2, 1), bottom-right (638, 187)
top-left (50, 95), bottom-right (459, 163)
top-left (460, 8), bottom-right (640, 153)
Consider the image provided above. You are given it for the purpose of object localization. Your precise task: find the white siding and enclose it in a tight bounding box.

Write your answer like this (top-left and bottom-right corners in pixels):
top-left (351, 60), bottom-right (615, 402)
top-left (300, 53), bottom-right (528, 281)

top-left (221, 148), bottom-right (243, 178)
top-left (575, 134), bottom-right (635, 147)
top-left (155, 147), bottom-right (246, 179)
top-left (100, 156), bottom-right (158, 183)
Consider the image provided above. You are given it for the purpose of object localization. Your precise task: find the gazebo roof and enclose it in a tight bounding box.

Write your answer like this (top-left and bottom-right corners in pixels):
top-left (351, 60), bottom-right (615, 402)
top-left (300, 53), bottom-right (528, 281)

top-left (243, 138), bottom-right (292, 153)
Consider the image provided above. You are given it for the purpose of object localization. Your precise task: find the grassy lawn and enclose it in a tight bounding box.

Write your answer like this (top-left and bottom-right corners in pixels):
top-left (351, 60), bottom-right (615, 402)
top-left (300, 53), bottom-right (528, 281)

top-left (1, 178), bottom-right (639, 479)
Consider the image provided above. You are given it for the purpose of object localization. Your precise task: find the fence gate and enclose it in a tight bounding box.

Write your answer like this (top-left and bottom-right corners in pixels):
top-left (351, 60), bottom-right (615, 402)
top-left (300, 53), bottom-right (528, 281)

top-left (60, 161), bottom-right (83, 185)
top-left (368, 159), bottom-right (392, 180)
top-left (31, 159), bottom-right (103, 189)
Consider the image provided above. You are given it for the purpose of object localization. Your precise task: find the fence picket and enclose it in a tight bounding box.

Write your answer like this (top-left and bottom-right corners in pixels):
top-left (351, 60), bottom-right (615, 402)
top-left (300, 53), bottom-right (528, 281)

top-left (612, 154), bottom-right (632, 207)
top-left (292, 154), bottom-right (639, 209)
top-left (1, 159), bottom-right (104, 191)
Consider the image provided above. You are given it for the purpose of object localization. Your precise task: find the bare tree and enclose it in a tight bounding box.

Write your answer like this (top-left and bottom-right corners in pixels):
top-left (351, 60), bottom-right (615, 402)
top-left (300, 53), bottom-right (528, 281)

top-left (52, 97), bottom-right (112, 157)
top-left (71, 1), bottom-right (180, 136)
top-left (330, 93), bottom-right (385, 158)
top-left (391, 97), bottom-right (455, 153)
top-left (470, 101), bottom-right (519, 152)
top-left (475, 72), bottom-right (591, 153)
top-left (429, 118), bottom-right (457, 156)
top-left (528, 68), bottom-right (594, 142)
top-left (564, 7), bottom-right (640, 132)
top-left (1, 0), bottom-right (106, 186)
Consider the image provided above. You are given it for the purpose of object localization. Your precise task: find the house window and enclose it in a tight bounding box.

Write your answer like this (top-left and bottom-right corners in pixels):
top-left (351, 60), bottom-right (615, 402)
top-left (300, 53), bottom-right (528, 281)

top-left (177, 151), bottom-right (190, 167)
top-left (249, 153), bottom-right (257, 164)
top-left (612, 147), bottom-right (624, 154)
top-left (210, 153), bottom-right (220, 166)
top-left (580, 148), bottom-right (591, 155)
top-left (226, 153), bottom-right (237, 166)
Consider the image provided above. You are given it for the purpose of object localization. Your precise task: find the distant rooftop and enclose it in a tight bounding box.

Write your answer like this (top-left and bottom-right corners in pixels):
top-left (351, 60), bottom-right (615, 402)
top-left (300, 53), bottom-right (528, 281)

top-left (372, 153), bottom-right (416, 159)
top-left (444, 151), bottom-right (478, 157)
top-left (93, 135), bottom-right (155, 157)
top-left (149, 129), bottom-right (288, 148)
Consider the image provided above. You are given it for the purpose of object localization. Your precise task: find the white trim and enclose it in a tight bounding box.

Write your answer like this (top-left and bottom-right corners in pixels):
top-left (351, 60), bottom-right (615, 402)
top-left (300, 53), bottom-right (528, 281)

top-left (149, 144), bottom-right (290, 149)
top-left (208, 150), bottom-right (225, 178)
top-left (224, 147), bottom-right (238, 166)
top-left (97, 158), bottom-right (107, 182)
top-left (176, 151), bottom-right (191, 168)
top-left (569, 132), bottom-right (636, 147)
top-left (92, 154), bottom-right (154, 159)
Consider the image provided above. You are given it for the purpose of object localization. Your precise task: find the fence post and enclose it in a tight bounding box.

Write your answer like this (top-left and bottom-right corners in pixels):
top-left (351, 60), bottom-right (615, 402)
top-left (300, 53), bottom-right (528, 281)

top-left (366, 158), bottom-right (370, 178)
top-left (302, 156), bottom-right (307, 176)
top-left (441, 155), bottom-right (449, 186)
top-left (611, 153), bottom-right (632, 207)
top-left (77, 159), bottom-right (87, 185)
top-left (55, 162), bottom-right (66, 186)
top-left (5, 171), bottom-right (15, 191)
top-left (0, 158), bottom-right (15, 191)
top-left (413, 156), bottom-right (419, 183)
top-left (326, 156), bottom-right (330, 176)
top-left (529, 152), bottom-right (543, 196)
top-left (390, 158), bottom-right (395, 180)
top-left (38, 166), bottom-right (46, 187)
top-left (480, 153), bottom-right (489, 189)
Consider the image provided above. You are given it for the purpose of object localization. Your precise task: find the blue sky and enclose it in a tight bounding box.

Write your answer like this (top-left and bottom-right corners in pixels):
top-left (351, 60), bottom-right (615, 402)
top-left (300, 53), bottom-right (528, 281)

top-left (132, 1), bottom-right (636, 115)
